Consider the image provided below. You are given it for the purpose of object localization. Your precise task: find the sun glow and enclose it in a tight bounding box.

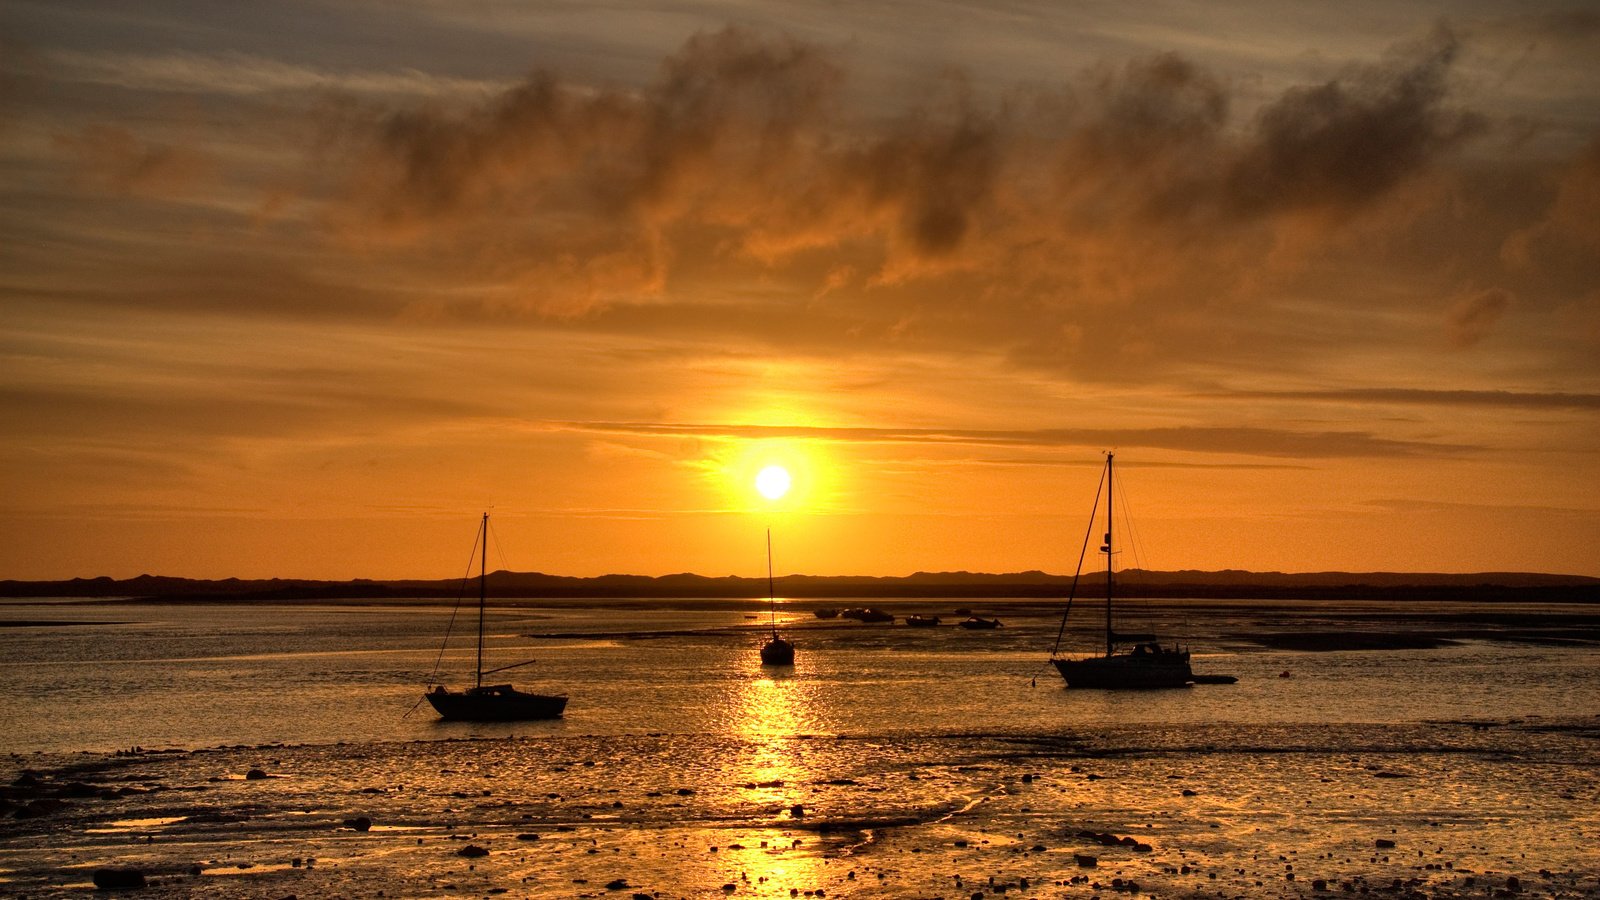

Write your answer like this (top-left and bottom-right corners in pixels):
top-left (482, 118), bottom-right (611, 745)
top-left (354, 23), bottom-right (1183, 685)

top-left (715, 429), bottom-right (833, 515)
top-left (755, 465), bottom-right (792, 500)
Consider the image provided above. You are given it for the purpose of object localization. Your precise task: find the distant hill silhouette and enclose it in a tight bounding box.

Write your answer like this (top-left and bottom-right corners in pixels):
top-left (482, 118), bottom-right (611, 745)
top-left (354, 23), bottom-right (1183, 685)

top-left (2, 569), bottom-right (1596, 602)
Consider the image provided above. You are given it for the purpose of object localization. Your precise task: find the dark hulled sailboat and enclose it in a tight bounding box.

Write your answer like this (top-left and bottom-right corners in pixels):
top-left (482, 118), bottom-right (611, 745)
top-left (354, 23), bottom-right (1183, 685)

top-left (1051, 454), bottom-right (1194, 689)
top-left (425, 514), bottom-right (568, 720)
top-left (759, 529), bottom-right (795, 666)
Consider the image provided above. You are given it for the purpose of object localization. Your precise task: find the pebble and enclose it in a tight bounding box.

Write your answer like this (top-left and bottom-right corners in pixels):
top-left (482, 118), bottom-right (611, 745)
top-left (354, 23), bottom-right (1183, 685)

top-left (92, 867), bottom-right (146, 890)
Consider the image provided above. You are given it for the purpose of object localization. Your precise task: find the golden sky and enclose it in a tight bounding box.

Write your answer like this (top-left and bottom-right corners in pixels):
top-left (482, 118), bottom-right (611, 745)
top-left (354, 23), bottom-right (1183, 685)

top-left (2, 2), bottom-right (1597, 579)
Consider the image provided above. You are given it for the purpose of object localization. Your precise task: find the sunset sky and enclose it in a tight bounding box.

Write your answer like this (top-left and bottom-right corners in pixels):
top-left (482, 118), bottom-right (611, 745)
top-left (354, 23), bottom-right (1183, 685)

top-left (2, 1), bottom-right (1597, 580)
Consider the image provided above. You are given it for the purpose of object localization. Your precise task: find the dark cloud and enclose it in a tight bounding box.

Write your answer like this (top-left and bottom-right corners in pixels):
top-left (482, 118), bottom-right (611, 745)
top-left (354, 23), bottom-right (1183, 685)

top-left (1223, 26), bottom-right (1483, 217)
top-left (1445, 287), bottom-right (1512, 347)
top-left (1503, 136), bottom-right (1600, 269)
top-left (324, 26), bottom-right (1487, 328)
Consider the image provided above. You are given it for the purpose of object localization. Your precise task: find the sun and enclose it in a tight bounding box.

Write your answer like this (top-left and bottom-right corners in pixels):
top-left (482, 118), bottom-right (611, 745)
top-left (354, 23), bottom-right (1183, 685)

top-left (755, 465), bottom-right (792, 500)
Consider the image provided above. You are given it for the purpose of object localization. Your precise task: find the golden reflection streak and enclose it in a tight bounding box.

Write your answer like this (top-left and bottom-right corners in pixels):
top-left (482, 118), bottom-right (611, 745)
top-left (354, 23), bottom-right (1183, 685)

top-left (701, 665), bottom-right (838, 896)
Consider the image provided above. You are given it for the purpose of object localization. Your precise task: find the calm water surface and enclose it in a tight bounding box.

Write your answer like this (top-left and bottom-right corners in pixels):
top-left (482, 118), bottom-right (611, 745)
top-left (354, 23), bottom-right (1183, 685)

top-left (3, 597), bottom-right (1598, 898)
top-left (4, 597), bottom-right (1596, 754)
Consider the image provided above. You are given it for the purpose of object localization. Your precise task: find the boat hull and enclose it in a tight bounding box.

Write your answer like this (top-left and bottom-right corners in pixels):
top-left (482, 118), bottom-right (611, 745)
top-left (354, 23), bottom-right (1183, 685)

top-left (426, 685), bottom-right (568, 721)
top-left (1052, 652), bottom-right (1193, 689)
top-left (760, 637), bottom-right (795, 666)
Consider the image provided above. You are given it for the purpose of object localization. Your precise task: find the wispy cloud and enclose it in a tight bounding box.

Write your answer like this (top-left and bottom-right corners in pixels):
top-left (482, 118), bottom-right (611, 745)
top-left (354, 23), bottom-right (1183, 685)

top-left (47, 49), bottom-right (509, 99)
top-left (1208, 387), bottom-right (1600, 410)
top-left (557, 421), bottom-right (1478, 459)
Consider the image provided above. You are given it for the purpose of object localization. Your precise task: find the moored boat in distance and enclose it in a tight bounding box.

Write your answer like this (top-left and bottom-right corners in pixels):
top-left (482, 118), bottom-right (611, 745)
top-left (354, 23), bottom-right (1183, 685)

top-left (905, 614), bottom-right (941, 627)
top-left (426, 513), bottom-right (568, 720)
top-left (841, 607), bottom-right (895, 623)
top-left (958, 616), bottom-right (1002, 630)
top-left (813, 607), bottom-right (840, 619)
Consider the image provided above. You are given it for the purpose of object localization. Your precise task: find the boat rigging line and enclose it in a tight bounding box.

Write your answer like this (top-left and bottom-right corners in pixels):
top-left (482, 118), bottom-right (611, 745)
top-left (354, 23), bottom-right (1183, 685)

top-left (1030, 457), bottom-right (1109, 685)
top-left (404, 522), bottom-right (486, 718)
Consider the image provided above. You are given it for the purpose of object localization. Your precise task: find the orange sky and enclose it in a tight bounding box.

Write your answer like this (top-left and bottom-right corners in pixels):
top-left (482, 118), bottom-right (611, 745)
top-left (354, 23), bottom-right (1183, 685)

top-left (2, 3), bottom-right (1598, 579)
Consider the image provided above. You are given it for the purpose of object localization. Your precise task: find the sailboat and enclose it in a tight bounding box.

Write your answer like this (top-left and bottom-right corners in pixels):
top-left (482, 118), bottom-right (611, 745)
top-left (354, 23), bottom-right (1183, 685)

top-left (425, 513), bottom-right (569, 720)
top-left (1051, 454), bottom-right (1195, 689)
top-left (759, 529), bottom-right (795, 666)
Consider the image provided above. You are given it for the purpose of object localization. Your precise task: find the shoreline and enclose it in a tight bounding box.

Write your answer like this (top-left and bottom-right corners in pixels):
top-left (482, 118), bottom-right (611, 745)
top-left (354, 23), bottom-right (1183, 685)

top-left (4, 719), bottom-right (1597, 899)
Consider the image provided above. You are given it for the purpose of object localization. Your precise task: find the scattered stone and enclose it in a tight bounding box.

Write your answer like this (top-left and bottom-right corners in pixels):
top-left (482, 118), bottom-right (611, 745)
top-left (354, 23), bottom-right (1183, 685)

top-left (1375, 839), bottom-right (1396, 849)
top-left (93, 867), bottom-right (147, 890)
top-left (245, 769), bottom-right (268, 780)
top-left (344, 816), bottom-right (372, 832)
top-left (605, 878), bottom-right (629, 890)
top-left (515, 833), bottom-right (540, 841)
top-left (456, 845), bottom-right (489, 858)
top-left (15, 797), bottom-right (68, 818)
top-left (1075, 854), bottom-right (1098, 867)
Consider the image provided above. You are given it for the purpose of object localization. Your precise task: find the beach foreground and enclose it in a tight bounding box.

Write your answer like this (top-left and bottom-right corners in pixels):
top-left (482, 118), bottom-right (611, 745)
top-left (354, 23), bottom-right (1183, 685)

top-left (4, 718), bottom-right (1597, 899)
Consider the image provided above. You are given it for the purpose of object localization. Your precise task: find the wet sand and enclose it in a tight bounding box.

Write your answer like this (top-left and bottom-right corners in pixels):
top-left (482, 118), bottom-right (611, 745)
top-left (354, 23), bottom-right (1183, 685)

top-left (4, 718), bottom-right (1598, 899)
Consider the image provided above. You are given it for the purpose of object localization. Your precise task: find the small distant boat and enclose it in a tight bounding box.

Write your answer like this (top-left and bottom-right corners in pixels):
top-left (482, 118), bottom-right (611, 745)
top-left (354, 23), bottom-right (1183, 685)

top-left (759, 529), bottom-right (794, 666)
top-left (842, 607), bottom-right (895, 623)
top-left (1049, 454), bottom-right (1215, 689)
top-left (905, 614), bottom-right (941, 627)
top-left (426, 514), bottom-right (568, 721)
top-left (959, 616), bottom-right (1002, 630)
top-left (813, 607), bottom-right (840, 619)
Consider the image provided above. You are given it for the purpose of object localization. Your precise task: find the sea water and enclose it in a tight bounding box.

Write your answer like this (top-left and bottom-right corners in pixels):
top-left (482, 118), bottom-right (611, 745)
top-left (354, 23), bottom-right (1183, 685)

top-left (2, 597), bottom-right (1597, 898)
top-left (3, 597), bottom-right (1596, 754)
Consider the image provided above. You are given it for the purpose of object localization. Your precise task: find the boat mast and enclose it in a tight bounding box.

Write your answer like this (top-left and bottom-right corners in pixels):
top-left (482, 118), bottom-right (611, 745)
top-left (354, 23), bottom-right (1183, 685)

top-left (1105, 453), bottom-right (1114, 658)
top-left (767, 528), bottom-right (777, 638)
top-left (477, 512), bottom-right (487, 689)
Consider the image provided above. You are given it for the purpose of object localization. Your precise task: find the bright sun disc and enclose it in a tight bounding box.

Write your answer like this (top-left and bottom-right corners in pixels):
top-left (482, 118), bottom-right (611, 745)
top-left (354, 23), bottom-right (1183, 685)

top-left (755, 465), bottom-right (792, 500)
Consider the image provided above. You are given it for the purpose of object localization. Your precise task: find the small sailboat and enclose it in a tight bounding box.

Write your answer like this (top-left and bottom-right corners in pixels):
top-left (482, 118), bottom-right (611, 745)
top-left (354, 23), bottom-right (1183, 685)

top-left (425, 513), bottom-right (568, 720)
top-left (759, 529), bottom-right (795, 666)
top-left (1050, 454), bottom-right (1195, 689)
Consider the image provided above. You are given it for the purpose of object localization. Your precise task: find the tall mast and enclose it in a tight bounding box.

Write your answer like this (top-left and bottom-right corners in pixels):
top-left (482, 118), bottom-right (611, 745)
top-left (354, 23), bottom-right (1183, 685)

top-left (767, 528), bottom-right (777, 637)
top-left (476, 512), bottom-right (487, 689)
top-left (1105, 453), bottom-right (1114, 658)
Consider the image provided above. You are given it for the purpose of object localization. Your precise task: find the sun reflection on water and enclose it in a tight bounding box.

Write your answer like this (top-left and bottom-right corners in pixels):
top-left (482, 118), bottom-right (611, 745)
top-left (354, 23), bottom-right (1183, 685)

top-left (690, 668), bottom-right (846, 896)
